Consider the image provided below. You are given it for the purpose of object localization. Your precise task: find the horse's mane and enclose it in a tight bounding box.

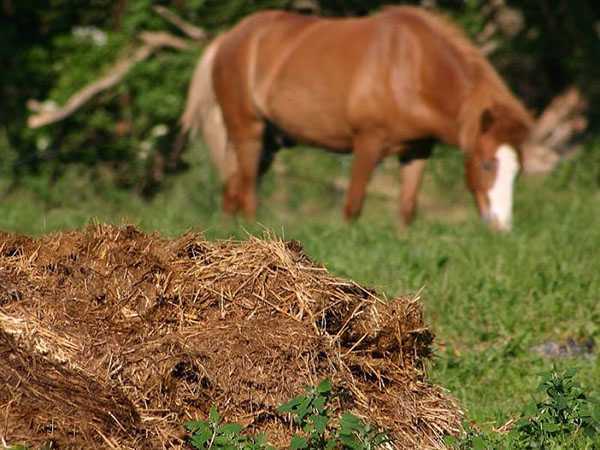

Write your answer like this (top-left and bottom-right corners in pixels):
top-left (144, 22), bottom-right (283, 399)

top-left (381, 6), bottom-right (482, 62)
top-left (380, 6), bottom-right (533, 148)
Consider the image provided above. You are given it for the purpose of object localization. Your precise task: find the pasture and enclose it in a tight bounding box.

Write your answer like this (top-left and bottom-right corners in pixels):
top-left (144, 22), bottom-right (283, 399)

top-left (1, 139), bottom-right (598, 436)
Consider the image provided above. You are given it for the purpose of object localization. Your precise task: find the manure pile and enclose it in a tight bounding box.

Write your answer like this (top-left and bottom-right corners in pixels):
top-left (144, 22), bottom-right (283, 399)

top-left (0, 224), bottom-right (462, 449)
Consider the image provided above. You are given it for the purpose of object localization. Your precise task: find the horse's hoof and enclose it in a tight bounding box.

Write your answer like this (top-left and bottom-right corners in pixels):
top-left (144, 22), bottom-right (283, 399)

top-left (343, 212), bottom-right (359, 223)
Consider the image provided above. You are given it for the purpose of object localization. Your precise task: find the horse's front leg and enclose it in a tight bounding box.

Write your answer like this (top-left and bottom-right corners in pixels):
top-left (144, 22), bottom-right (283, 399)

top-left (343, 133), bottom-right (384, 221)
top-left (399, 141), bottom-right (433, 226)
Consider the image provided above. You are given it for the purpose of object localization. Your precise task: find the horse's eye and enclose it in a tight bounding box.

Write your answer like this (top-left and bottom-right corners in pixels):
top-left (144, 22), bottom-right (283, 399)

top-left (481, 160), bottom-right (496, 171)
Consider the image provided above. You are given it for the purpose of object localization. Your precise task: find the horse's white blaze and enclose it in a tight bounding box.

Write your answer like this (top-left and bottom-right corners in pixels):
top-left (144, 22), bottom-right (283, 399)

top-left (488, 144), bottom-right (519, 231)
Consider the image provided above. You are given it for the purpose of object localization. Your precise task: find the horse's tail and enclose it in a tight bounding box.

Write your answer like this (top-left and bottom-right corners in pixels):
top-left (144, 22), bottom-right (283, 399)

top-left (180, 36), bottom-right (236, 182)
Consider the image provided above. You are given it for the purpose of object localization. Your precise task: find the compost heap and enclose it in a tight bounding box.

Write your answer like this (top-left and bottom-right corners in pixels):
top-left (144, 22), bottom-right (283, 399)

top-left (0, 224), bottom-right (462, 449)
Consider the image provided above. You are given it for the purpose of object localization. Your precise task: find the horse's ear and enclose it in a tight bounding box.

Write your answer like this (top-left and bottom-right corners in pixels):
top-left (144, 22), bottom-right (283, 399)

top-left (480, 108), bottom-right (495, 134)
top-left (507, 119), bottom-right (531, 147)
top-left (490, 103), bottom-right (532, 146)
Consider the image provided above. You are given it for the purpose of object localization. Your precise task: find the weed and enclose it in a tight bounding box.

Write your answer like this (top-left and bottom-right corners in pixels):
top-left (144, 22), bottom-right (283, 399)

top-left (512, 368), bottom-right (600, 448)
top-left (185, 406), bottom-right (273, 450)
top-left (278, 379), bottom-right (336, 450)
top-left (185, 379), bottom-right (390, 450)
top-left (447, 369), bottom-right (600, 449)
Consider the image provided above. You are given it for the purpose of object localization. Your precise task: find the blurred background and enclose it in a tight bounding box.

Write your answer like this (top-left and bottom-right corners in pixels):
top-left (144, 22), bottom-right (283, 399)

top-left (0, 0), bottom-right (598, 230)
top-left (0, 1), bottom-right (599, 438)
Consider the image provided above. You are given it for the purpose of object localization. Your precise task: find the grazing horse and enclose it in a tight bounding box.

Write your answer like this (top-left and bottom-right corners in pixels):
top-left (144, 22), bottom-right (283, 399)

top-left (181, 6), bottom-right (533, 230)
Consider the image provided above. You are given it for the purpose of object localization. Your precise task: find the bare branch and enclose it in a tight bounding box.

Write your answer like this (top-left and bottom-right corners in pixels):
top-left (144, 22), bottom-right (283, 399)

top-left (522, 86), bottom-right (588, 174)
top-left (476, 22), bottom-right (498, 44)
top-left (138, 31), bottom-right (190, 50)
top-left (545, 117), bottom-right (587, 151)
top-left (27, 32), bottom-right (191, 129)
top-left (480, 41), bottom-right (499, 56)
top-left (291, 0), bottom-right (320, 13)
top-left (153, 5), bottom-right (207, 41)
top-left (529, 87), bottom-right (587, 142)
top-left (476, 3), bottom-right (524, 56)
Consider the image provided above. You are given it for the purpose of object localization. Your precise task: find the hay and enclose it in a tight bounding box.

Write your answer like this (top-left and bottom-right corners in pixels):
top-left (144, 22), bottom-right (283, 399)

top-left (0, 224), bottom-right (462, 449)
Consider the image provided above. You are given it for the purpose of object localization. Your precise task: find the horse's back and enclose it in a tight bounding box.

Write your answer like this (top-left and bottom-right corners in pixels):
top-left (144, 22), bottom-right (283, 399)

top-left (212, 7), bottom-right (522, 151)
top-left (257, 16), bottom-right (387, 147)
top-left (213, 11), bottom-right (320, 87)
top-left (215, 11), bottom-right (398, 148)
top-left (211, 11), bottom-right (287, 123)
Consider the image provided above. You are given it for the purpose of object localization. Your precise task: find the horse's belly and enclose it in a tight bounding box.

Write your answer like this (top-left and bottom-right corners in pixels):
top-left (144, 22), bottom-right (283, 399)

top-left (266, 89), bottom-right (353, 150)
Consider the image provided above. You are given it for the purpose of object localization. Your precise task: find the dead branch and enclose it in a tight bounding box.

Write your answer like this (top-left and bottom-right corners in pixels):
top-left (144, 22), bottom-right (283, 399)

top-left (529, 87), bottom-right (587, 143)
top-left (152, 5), bottom-right (207, 41)
top-left (522, 86), bottom-right (588, 174)
top-left (27, 32), bottom-right (191, 129)
top-left (475, 1), bottom-right (525, 56)
top-left (291, 0), bottom-right (320, 13)
top-left (480, 41), bottom-right (499, 56)
top-left (138, 31), bottom-right (189, 50)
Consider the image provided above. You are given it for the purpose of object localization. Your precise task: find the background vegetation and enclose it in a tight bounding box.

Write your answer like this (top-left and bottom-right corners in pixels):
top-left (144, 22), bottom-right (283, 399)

top-left (1, 0), bottom-right (599, 190)
top-left (1, 0), bottom-right (599, 446)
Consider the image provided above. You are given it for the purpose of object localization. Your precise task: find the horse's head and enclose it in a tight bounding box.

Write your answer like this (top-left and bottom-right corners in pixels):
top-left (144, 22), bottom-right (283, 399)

top-left (465, 103), bottom-right (531, 231)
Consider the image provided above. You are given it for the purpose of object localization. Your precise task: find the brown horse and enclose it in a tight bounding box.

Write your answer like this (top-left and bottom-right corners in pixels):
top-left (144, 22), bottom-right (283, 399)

top-left (181, 6), bottom-right (533, 230)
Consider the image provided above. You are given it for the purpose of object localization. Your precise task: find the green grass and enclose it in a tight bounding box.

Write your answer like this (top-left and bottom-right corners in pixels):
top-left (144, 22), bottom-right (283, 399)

top-left (1, 141), bottom-right (599, 439)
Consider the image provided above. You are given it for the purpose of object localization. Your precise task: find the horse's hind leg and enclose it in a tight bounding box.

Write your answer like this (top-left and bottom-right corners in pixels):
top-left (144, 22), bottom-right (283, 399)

top-left (399, 140), bottom-right (433, 226)
top-left (222, 142), bottom-right (241, 215)
top-left (228, 120), bottom-right (265, 219)
top-left (344, 133), bottom-right (384, 221)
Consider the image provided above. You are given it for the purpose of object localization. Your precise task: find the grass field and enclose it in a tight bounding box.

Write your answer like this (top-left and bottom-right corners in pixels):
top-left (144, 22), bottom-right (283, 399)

top-left (1, 141), bottom-right (599, 442)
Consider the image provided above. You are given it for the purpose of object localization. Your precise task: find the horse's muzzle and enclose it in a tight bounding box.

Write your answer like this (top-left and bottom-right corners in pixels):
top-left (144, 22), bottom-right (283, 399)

top-left (481, 212), bottom-right (512, 232)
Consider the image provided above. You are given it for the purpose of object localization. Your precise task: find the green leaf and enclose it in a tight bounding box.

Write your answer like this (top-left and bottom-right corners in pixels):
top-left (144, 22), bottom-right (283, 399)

top-left (515, 418), bottom-right (530, 430)
top-left (522, 402), bottom-right (539, 417)
top-left (443, 435), bottom-right (458, 445)
top-left (472, 435), bottom-right (489, 450)
top-left (209, 405), bottom-right (221, 424)
top-left (214, 435), bottom-right (232, 446)
top-left (325, 438), bottom-right (338, 450)
top-left (290, 435), bottom-right (308, 450)
top-left (254, 433), bottom-right (268, 445)
top-left (313, 395), bottom-right (327, 413)
top-left (317, 378), bottom-right (332, 394)
top-left (191, 431), bottom-right (211, 449)
top-left (339, 437), bottom-right (362, 450)
top-left (220, 423), bottom-right (244, 434)
top-left (312, 414), bottom-right (329, 435)
top-left (340, 412), bottom-right (362, 434)
top-left (591, 404), bottom-right (600, 422)
top-left (541, 422), bottom-right (561, 433)
top-left (564, 367), bottom-right (578, 378)
top-left (295, 397), bottom-right (312, 422)
top-left (186, 420), bottom-right (207, 432)
top-left (339, 435), bottom-right (359, 446)
top-left (278, 396), bottom-right (303, 413)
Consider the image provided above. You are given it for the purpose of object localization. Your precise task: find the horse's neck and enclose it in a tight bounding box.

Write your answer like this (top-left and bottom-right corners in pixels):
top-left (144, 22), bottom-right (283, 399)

top-left (457, 79), bottom-right (491, 153)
